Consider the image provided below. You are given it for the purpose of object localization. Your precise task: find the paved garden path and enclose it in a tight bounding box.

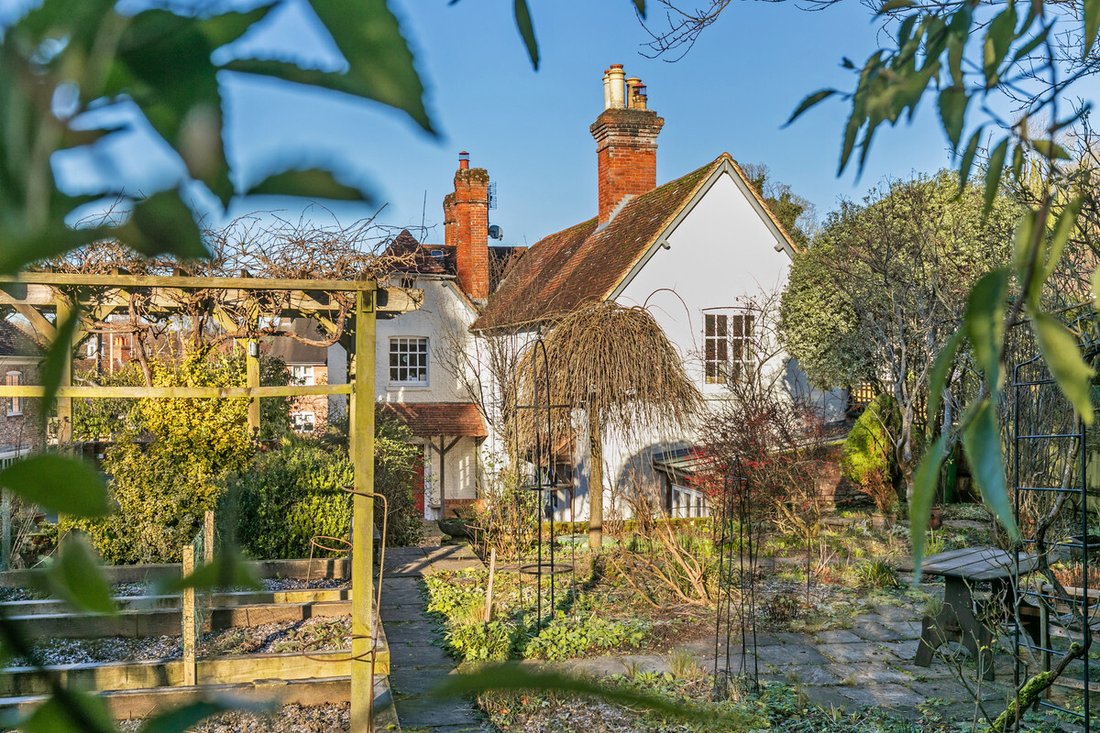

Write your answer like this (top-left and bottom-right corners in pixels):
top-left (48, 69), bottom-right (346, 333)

top-left (380, 542), bottom-right (485, 733)
top-left (566, 592), bottom-right (1025, 725)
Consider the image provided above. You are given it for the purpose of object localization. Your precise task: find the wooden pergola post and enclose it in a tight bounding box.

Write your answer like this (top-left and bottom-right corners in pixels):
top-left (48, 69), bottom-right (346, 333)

top-left (350, 287), bottom-right (376, 732)
top-left (54, 296), bottom-right (74, 445)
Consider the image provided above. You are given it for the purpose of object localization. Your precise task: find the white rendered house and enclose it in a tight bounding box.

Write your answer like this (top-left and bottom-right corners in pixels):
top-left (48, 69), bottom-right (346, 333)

top-left (470, 64), bottom-right (817, 521)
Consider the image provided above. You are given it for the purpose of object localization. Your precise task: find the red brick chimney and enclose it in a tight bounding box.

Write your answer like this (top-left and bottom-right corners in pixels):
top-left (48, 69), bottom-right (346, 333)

top-left (590, 64), bottom-right (664, 225)
top-left (443, 151), bottom-right (490, 300)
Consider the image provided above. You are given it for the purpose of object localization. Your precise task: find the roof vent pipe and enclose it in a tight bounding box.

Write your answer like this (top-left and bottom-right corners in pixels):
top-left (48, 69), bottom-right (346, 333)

top-left (607, 64), bottom-right (626, 109)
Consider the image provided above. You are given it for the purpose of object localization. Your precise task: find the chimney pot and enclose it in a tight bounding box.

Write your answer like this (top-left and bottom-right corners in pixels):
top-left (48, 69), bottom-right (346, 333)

top-left (602, 70), bottom-right (611, 110)
top-left (607, 65), bottom-right (626, 109)
top-left (458, 151), bottom-right (470, 170)
top-left (625, 77), bottom-right (641, 109)
top-left (590, 69), bottom-right (663, 225)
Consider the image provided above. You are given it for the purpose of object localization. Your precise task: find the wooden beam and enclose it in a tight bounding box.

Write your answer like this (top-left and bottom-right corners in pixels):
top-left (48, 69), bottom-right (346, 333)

top-left (10, 304), bottom-right (55, 344)
top-left (54, 297), bottom-right (73, 444)
top-left (0, 273), bottom-right (379, 292)
top-left (349, 289), bottom-right (375, 732)
top-left (0, 385), bottom-right (354, 399)
top-left (0, 285), bottom-right (419, 315)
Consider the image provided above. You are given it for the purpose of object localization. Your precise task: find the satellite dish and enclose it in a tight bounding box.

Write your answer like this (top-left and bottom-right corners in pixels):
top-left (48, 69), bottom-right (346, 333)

top-left (488, 224), bottom-right (504, 240)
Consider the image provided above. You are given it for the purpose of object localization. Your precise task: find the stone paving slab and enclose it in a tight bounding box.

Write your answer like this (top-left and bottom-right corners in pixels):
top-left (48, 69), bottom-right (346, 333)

top-left (381, 545), bottom-right (484, 731)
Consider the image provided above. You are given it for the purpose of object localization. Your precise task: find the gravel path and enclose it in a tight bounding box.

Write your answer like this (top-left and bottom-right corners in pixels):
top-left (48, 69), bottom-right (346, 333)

top-left (118, 703), bottom-right (352, 732)
top-left (12, 616), bottom-right (352, 666)
top-left (0, 577), bottom-right (348, 603)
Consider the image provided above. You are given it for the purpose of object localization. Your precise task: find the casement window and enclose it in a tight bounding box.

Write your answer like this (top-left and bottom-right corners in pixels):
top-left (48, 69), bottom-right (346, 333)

top-left (291, 365), bottom-right (315, 386)
top-left (290, 411), bottom-right (316, 433)
top-left (6, 371), bottom-right (21, 417)
top-left (670, 484), bottom-right (708, 518)
top-left (389, 337), bottom-right (429, 386)
top-left (704, 311), bottom-right (755, 385)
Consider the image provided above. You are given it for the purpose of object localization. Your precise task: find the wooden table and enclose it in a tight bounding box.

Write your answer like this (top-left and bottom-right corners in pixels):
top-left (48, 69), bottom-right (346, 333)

top-left (914, 546), bottom-right (1039, 680)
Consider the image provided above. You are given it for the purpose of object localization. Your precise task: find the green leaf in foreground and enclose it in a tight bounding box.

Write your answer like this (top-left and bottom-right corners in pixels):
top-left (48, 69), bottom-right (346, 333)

top-left (983, 137), bottom-right (1008, 216)
top-left (226, 0), bottom-right (435, 133)
top-left (0, 454), bottom-right (109, 517)
top-left (965, 268), bottom-right (1009, 390)
top-left (1086, 0), bottom-right (1100, 58)
top-left (910, 434), bottom-right (949, 582)
top-left (632, 0), bottom-right (646, 18)
top-left (961, 399), bottom-right (1019, 541)
top-left (39, 300), bottom-right (81, 418)
top-left (957, 127), bottom-right (983, 192)
top-left (430, 663), bottom-right (716, 723)
top-left (19, 689), bottom-right (117, 733)
top-left (786, 89), bottom-right (838, 127)
top-left (937, 86), bottom-right (969, 150)
top-left (140, 698), bottom-right (273, 733)
top-left (514, 0), bottom-right (539, 70)
top-left (1032, 312), bottom-right (1095, 425)
top-left (926, 328), bottom-right (964, 435)
top-left (39, 534), bottom-right (116, 615)
top-left (156, 551), bottom-right (261, 594)
top-left (247, 169), bottom-right (372, 202)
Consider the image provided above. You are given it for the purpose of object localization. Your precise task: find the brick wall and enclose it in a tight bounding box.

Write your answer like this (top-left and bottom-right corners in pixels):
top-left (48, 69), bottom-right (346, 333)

top-left (590, 108), bottom-right (665, 224)
top-left (0, 361), bottom-right (43, 451)
top-left (443, 160), bottom-right (490, 301)
top-left (289, 365), bottom-right (329, 434)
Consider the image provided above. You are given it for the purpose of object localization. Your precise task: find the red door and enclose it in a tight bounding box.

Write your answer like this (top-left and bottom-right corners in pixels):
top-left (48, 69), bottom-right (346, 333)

top-left (413, 453), bottom-right (425, 515)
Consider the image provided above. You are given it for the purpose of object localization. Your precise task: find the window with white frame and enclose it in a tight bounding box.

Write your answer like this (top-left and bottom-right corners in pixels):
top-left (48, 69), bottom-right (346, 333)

top-left (704, 311), bottom-right (755, 384)
top-left (670, 483), bottom-right (708, 518)
top-left (291, 365), bottom-right (315, 386)
top-left (6, 371), bottom-right (22, 416)
top-left (389, 337), bottom-right (429, 386)
top-left (290, 411), bottom-right (316, 433)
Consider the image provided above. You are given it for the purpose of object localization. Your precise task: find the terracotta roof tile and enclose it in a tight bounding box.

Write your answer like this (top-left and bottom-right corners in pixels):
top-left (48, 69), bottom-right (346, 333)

top-left (0, 321), bottom-right (41, 357)
top-left (382, 402), bottom-right (488, 438)
top-left (473, 156), bottom-right (722, 330)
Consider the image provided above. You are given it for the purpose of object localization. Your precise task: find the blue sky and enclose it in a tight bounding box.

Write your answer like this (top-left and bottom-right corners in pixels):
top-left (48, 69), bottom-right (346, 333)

top-left (7, 0), bottom-right (959, 246)
top-left (229, 0), bottom-right (953, 245)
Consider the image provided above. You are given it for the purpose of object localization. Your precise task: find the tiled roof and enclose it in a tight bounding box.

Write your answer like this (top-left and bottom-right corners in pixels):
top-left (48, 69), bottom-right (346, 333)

top-left (472, 156), bottom-right (719, 331)
top-left (472, 153), bottom-right (797, 331)
top-left (382, 402), bottom-right (488, 438)
top-left (267, 319), bottom-right (327, 365)
top-left (0, 321), bottom-right (41, 357)
top-left (385, 230), bottom-right (455, 276)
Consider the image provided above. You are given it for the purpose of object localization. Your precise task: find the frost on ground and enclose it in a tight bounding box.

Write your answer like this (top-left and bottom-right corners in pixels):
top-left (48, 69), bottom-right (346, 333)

top-left (118, 703), bottom-right (352, 733)
top-left (13, 616), bottom-right (351, 665)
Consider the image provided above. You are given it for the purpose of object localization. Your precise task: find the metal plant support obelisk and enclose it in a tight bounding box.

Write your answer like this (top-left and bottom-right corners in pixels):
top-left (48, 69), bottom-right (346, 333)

top-left (713, 458), bottom-right (759, 698)
top-left (514, 335), bottom-right (576, 623)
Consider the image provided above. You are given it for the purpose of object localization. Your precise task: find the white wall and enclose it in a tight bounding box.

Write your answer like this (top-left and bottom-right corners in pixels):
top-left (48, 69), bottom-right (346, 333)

top-left (567, 168), bottom-right (793, 521)
top-left (376, 277), bottom-right (483, 519)
top-left (376, 278), bottom-right (477, 405)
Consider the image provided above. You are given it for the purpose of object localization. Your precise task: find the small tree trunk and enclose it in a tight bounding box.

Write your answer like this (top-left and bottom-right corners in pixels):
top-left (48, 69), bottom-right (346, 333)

top-left (588, 408), bottom-right (603, 550)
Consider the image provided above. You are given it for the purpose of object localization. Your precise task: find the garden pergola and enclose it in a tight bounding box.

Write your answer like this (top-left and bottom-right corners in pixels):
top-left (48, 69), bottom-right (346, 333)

top-left (0, 270), bottom-right (418, 732)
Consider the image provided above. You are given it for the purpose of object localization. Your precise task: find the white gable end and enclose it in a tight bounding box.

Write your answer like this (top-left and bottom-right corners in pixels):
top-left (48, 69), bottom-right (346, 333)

top-left (613, 166), bottom-right (792, 393)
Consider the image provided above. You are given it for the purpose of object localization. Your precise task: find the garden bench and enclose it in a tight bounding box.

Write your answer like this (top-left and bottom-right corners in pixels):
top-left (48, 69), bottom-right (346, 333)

top-left (914, 546), bottom-right (1039, 681)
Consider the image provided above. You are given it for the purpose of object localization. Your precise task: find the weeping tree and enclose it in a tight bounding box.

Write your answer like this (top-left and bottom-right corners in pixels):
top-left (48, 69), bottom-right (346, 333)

top-left (517, 301), bottom-right (703, 550)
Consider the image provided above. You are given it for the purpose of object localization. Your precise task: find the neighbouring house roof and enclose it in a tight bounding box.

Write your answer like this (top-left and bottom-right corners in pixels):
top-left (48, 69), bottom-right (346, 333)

top-left (382, 402), bottom-right (488, 438)
top-left (386, 230), bottom-right (456, 276)
top-left (384, 230), bottom-right (527, 292)
top-left (472, 153), bottom-right (797, 331)
top-left (267, 319), bottom-right (328, 365)
top-left (0, 320), bottom-right (42, 358)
